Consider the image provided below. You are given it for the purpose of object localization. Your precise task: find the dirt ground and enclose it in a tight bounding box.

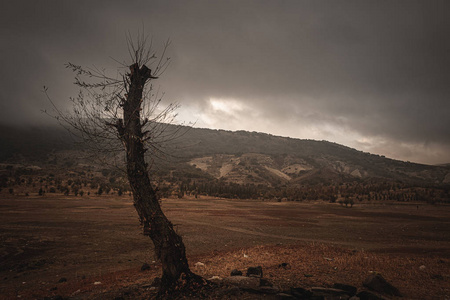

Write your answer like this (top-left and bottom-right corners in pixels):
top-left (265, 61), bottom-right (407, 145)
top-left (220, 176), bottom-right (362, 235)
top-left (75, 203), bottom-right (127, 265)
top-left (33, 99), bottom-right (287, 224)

top-left (0, 195), bottom-right (449, 299)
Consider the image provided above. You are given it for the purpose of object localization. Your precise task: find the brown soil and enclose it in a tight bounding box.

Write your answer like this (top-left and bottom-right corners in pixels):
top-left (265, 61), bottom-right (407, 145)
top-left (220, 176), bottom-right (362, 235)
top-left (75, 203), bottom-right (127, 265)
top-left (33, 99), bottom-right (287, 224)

top-left (0, 195), bottom-right (449, 299)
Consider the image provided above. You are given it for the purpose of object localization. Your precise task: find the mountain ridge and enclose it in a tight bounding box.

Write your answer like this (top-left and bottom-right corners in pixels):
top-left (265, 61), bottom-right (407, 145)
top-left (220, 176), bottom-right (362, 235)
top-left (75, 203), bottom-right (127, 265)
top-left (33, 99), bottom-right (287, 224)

top-left (1, 123), bottom-right (449, 188)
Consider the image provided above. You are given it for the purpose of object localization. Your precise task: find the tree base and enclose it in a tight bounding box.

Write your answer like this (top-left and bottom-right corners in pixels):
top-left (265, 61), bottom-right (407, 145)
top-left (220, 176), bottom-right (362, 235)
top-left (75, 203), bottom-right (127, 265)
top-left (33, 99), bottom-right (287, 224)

top-left (157, 272), bottom-right (213, 299)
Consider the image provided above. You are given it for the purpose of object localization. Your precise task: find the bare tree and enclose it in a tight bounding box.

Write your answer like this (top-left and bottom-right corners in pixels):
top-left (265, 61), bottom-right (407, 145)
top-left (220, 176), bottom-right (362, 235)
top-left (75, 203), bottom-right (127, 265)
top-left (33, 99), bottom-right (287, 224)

top-left (45, 35), bottom-right (206, 296)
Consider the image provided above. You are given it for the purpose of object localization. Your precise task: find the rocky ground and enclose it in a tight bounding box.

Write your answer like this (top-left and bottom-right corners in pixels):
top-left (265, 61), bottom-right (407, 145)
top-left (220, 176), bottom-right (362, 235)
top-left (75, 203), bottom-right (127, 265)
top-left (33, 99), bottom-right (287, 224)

top-left (1, 196), bottom-right (449, 299)
top-left (2, 243), bottom-right (448, 299)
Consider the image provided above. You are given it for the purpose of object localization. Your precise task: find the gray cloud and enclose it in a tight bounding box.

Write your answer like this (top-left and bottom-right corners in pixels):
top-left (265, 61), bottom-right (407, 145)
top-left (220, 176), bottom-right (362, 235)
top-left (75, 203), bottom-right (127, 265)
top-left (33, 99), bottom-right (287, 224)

top-left (1, 0), bottom-right (449, 164)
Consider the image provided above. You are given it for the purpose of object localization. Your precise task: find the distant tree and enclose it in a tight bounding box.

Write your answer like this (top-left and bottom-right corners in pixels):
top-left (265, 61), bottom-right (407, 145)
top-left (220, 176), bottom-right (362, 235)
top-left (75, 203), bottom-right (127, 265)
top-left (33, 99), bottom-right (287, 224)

top-left (45, 34), bottom-right (204, 294)
top-left (349, 198), bottom-right (354, 208)
top-left (105, 186), bottom-right (111, 194)
top-left (329, 194), bottom-right (337, 203)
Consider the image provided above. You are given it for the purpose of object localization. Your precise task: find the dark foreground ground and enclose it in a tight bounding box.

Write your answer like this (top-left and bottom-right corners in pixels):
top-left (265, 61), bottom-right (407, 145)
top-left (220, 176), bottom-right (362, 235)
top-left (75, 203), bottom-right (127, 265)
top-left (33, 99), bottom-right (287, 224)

top-left (0, 195), bottom-right (449, 299)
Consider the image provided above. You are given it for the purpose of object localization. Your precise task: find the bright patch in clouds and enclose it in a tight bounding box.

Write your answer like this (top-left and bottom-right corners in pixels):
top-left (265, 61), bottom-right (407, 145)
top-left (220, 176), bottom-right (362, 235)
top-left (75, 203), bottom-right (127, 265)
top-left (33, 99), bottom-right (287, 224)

top-left (188, 98), bottom-right (259, 130)
top-left (209, 98), bottom-right (246, 114)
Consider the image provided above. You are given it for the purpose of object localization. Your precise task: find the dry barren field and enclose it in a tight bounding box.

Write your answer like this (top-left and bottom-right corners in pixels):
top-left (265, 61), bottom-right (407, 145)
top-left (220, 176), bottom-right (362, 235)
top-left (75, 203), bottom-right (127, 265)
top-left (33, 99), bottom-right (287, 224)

top-left (0, 195), bottom-right (449, 299)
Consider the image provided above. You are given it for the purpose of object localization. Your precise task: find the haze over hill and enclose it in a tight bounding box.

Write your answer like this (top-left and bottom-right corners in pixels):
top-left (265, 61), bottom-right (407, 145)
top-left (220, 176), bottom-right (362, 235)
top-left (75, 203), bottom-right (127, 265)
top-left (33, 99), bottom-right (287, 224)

top-left (1, 123), bottom-right (449, 189)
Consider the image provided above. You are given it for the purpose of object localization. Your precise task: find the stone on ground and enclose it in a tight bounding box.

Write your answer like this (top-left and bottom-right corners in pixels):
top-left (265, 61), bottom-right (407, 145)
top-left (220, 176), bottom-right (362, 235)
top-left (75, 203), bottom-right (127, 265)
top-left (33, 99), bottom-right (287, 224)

top-left (363, 274), bottom-right (402, 297)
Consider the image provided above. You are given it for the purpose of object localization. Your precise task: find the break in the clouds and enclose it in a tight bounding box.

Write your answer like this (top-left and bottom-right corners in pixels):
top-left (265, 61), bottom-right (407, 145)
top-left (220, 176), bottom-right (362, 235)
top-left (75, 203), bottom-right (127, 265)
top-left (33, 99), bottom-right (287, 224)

top-left (1, 1), bottom-right (449, 165)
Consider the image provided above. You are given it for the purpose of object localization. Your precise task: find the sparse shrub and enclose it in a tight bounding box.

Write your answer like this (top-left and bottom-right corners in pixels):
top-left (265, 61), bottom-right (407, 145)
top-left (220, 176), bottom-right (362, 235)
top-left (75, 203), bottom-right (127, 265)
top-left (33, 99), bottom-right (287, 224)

top-left (329, 195), bottom-right (337, 203)
top-left (349, 198), bottom-right (354, 207)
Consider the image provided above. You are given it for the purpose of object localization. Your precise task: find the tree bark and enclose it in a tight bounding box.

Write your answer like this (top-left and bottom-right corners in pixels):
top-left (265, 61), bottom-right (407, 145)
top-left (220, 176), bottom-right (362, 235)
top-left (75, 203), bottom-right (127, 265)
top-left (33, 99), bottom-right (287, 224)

top-left (121, 63), bottom-right (202, 295)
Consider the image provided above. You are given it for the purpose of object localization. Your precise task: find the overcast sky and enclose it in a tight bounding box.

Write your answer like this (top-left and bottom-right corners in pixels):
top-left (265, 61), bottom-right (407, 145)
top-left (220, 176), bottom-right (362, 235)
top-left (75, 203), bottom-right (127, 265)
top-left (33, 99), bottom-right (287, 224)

top-left (1, 1), bottom-right (449, 165)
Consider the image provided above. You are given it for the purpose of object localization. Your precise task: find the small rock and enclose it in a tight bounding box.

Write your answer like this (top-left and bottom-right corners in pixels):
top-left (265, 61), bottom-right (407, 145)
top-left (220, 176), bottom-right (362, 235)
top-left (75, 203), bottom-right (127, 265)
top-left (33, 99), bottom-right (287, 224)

top-left (194, 262), bottom-right (205, 267)
top-left (258, 286), bottom-right (280, 294)
top-left (230, 269), bottom-right (243, 276)
top-left (141, 263), bottom-right (151, 271)
top-left (278, 262), bottom-right (291, 269)
top-left (247, 266), bottom-right (263, 278)
top-left (363, 274), bottom-right (402, 297)
top-left (243, 253), bottom-right (249, 258)
top-left (57, 277), bottom-right (67, 283)
top-left (333, 283), bottom-right (358, 296)
top-left (223, 276), bottom-right (260, 289)
top-left (357, 290), bottom-right (385, 300)
top-left (260, 278), bottom-right (273, 287)
top-left (349, 296), bottom-right (361, 300)
top-left (276, 292), bottom-right (297, 299)
top-left (93, 281), bottom-right (101, 285)
top-left (289, 287), bottom-right (313, 298)
top-left (208, 276), bottom-right (222, 283)
top-left (218, 287), bottom-right (241, 297)
top-left (419, 265), bottom-right (426, 270)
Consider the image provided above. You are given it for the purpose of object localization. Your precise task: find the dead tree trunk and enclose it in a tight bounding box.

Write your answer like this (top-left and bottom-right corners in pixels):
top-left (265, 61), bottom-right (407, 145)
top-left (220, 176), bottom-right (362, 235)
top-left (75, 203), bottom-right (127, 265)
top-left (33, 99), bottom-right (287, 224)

top-left (118, 63), bottom-right (204, 295)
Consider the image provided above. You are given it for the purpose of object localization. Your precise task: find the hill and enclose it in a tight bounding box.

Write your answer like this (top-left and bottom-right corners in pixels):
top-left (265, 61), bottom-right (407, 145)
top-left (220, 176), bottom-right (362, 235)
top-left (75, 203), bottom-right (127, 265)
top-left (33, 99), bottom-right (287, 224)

top-left (0, 123), bottom-right (449, 203)
top-left (169, 127), bottom-right (450, 186)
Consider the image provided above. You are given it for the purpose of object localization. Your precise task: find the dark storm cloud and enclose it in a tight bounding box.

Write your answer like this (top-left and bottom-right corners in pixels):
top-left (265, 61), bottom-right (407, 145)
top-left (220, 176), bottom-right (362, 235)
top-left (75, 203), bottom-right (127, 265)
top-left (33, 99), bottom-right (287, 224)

top-left (1, 0), bottom-right (449, 164)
